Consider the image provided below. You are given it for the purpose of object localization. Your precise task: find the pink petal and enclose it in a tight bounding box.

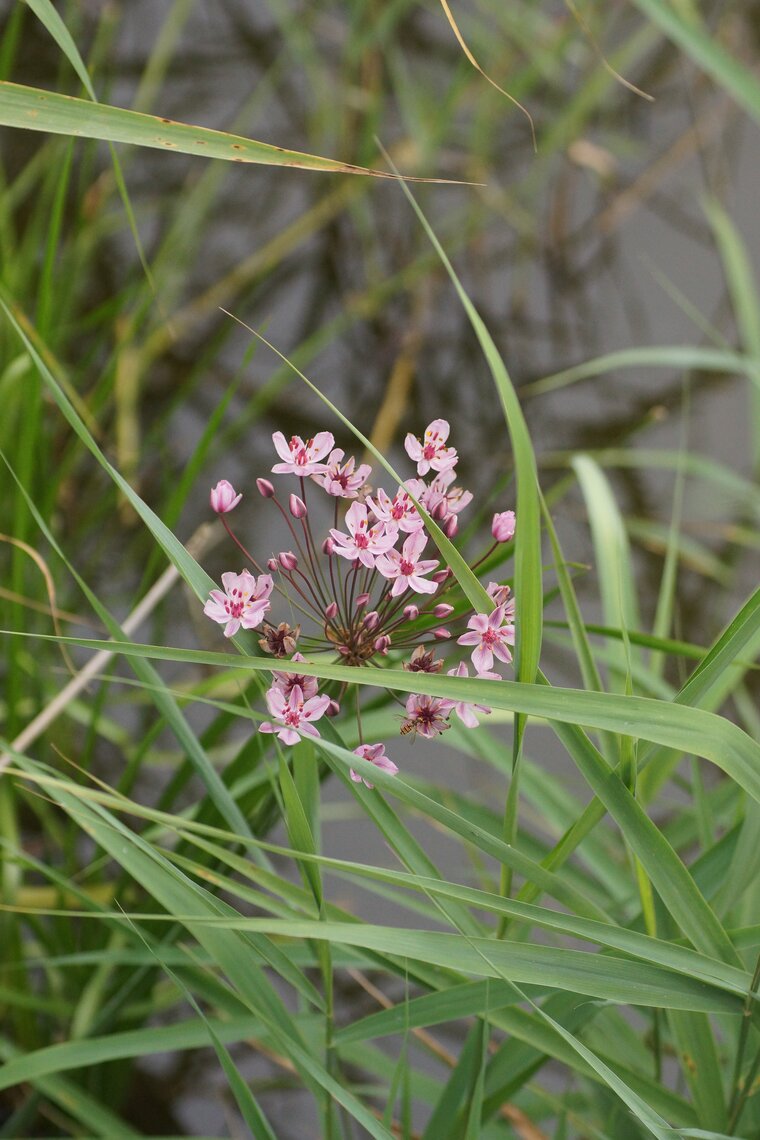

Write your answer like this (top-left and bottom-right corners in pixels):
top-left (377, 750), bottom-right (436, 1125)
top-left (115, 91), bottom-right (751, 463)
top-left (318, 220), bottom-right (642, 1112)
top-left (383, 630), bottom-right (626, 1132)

top-left (404, 433), bottom-right (423, 461)
top-left (404, 530), bottom-right (427, 560)
top-left (427, 418), bottom-right (450, 442)
top-left (311, 432), bottom-right (335, 461)
top-left (409, 575), bottom-right (437, 595)
top-left (272, 431), bottom-right (293, 463)
top-left (471, 645), bottom-right (492, 673)
top-left (278, 727), bottom-right (301, 746)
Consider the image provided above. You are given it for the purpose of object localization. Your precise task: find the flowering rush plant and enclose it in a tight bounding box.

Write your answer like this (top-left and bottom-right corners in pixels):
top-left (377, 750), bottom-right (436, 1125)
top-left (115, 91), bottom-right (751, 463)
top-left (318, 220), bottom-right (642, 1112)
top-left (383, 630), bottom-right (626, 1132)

top-left (203, 421), bottom-right (515, 785)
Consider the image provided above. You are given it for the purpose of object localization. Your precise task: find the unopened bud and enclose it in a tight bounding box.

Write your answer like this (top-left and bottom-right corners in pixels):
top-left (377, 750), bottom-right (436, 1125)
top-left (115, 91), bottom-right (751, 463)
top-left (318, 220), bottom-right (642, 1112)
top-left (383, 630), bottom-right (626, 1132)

top-left (432, 569), bottom-right (451, 584)
top-left (326, 699), bottom-right (341, 717)
top-left (210, 479), bottom-right (242, 514)
top-left (278, 550), bottom-right (298, 571)
top-left (374, 635), bottom-right (391, 655)
top-left (403, 604), bottom-right (419, 621)
top-left (289, 493), bottom-right (307, 519)
top-left (433, 627), bottom-right (451, 640)
top-left (434, 603), bottom-right (454, 618)
top-left (338, 644), bottom-right (351, 657)
top-left (322, 537), bottom-right (335, 556)
top-left (431, 500), bottom-right (447, 521)
top-left (491, 510), bottom-right (516, 543)
top-left (487, 581), bottom-right (511, 607)
top-left (444, 515), bottom-right (458, 538)
top-left (324, 602), bottom-right (338, 620)
top-left (363, 610), bottom-right (380, 631)
top-left (267, 558), bottom-right (278, 572)
top-left (256, 478), bottom-right (275, 498)
top-left (355, 592), bottom-right (370, 610)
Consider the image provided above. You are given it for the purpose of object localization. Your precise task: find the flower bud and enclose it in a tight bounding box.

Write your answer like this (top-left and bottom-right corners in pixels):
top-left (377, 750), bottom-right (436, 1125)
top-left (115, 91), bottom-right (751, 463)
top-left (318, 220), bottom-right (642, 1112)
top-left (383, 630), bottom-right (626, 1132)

top-left (433, 603), bottom-right (454, 618)
top-left (444, 515), bottom-right (458, 538)
top-left (210, 480), bottom-right (242, 514)
top-left (322, 537), bottom-right (335, 556)
top-left (324, 601), bottom-right (338, 620)
top-left (267, 558), bottom-right (278, 572)
top-left (363, 610), bottom-right (380, 631)
top-left (492, 510), bottom-right (516, 543)
top-left (278, 550), bottom-right (298, 571)
top-left (487, 581), bottom-right (511, 607)
top-left (374, 635), bottom-right (391, 655)
top-left (355, 592), bottom-right (370, 610)
top-left (432, 627), bottom-right (451, 640)
top-left (326, 699), bottom-right (341, 717)
top-left (431, 499), bottom-right (448, 521)
top-left (432, 569), bottom-right (451, 584)
top-left (256, 478), bottom-right (275, 498)
top-left (338, 644), bottom-right (351, 656)
top-left (403, 604), bottom-right (419, 621)
top-left (289, 493), bottom-right (307, 519)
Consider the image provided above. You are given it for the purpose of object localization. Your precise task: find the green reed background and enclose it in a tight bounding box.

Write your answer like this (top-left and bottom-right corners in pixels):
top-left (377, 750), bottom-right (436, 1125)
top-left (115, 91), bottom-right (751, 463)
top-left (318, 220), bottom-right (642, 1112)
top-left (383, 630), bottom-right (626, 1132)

top-left (1, 0), bottom-right (759, 1136)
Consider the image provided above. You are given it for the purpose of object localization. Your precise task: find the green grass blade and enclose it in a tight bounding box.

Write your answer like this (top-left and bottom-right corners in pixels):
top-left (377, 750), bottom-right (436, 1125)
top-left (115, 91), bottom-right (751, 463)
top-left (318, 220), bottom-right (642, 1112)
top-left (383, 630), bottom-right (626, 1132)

top-left (0, 80), bottom-right (439, 179)
top-left (632, 0), bottom-right (760, 125)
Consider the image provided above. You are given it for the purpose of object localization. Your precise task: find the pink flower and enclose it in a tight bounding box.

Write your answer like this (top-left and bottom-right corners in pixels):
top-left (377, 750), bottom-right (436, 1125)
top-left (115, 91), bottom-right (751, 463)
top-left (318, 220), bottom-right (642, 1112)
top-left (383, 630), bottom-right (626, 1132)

top-left (415, 469), bottom-right (472, 522)
top-left (375, 530), bottom-right (439, 597)
top-left (259, 684), bottom-right (331, 746)
top-left (404, 419), bottom-right (457, 476)
top-left (270, 652), bottom-right (319, 701)
top-left (313, 449), bottom-right (372, 499)
top-left (487, 582), bottom-right (516, 620)
top-left (447, 662), bottom-right (499, 728)
top-left (367, 485), bottom-right (423, 533)
top-left (457, 604), bottom-right (515, 673)
top-left (203, 571), bottom-right (273, 637)
top-left (209, 480), bottom-right (242, 514)
top-left (401, 693), bottom-right (454, 739)
top-left (492, 510), bottom-right (516, 543)
top-left (350, 742), bottom-right (399, 788)
top-left (272, 431), bottom-right (334, 476)
top-left (330, 501), bottom-right (398, 568)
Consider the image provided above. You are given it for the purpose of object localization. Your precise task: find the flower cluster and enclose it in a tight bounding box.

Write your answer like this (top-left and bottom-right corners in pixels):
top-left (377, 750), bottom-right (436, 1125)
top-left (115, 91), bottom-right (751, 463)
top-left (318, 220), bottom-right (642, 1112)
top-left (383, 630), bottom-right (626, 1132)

top-left (203, 420), bottom-right (516, 784)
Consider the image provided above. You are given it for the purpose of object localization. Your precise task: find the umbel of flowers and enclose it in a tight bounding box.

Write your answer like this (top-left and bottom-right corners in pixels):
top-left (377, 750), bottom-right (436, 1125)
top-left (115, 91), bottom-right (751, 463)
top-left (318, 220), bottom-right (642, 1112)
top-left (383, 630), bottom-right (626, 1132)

top-left (203, 421), bottom-right (515, 786)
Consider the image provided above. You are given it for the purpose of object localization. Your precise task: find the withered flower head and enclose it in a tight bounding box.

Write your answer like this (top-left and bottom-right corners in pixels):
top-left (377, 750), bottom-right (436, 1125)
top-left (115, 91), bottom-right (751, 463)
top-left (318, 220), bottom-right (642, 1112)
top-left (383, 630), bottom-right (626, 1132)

top-left (403, 645), bottom-right (443, 674)
top-left (259, 622), bottom-right (300, 658)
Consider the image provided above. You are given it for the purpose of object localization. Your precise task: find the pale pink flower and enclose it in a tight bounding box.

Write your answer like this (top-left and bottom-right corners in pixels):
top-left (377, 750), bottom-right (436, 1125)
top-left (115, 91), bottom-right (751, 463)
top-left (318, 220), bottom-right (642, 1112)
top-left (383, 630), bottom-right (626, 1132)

top-left (447, 662), bottom-right (499, 728)
top-left (415, 469), bottom-right (472, 522)
top-left (457, 604), bottom-right (515, 672)
top-left (401, 693), bottom-right (454, 739)
top-left (272, 431), bottom-right (334, 476)
top-left (329, 501), bottom-right (398, 568)
top-left (313, 449), bottom-right (371, 499)
top-left (492, 510), bottom-right (516, 543)
top-left (404, 419), bottom-right (457, 476)
top-left (487, 582), bottom-right (516, 620)
top-left (259, 684), bottom-right (331, 746)
top-left (270, 652), bottom-right (318, 701)
top-left (209, 480), bottom-right (242, 514)
top-left (350, 742), bottom-right (399, 788)
top-left (203, 571), bottom-right (273, 637)
top-left (367, 485), bottom-right (423, 533)
top-left (375, 530), bottom-right (439, 597)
